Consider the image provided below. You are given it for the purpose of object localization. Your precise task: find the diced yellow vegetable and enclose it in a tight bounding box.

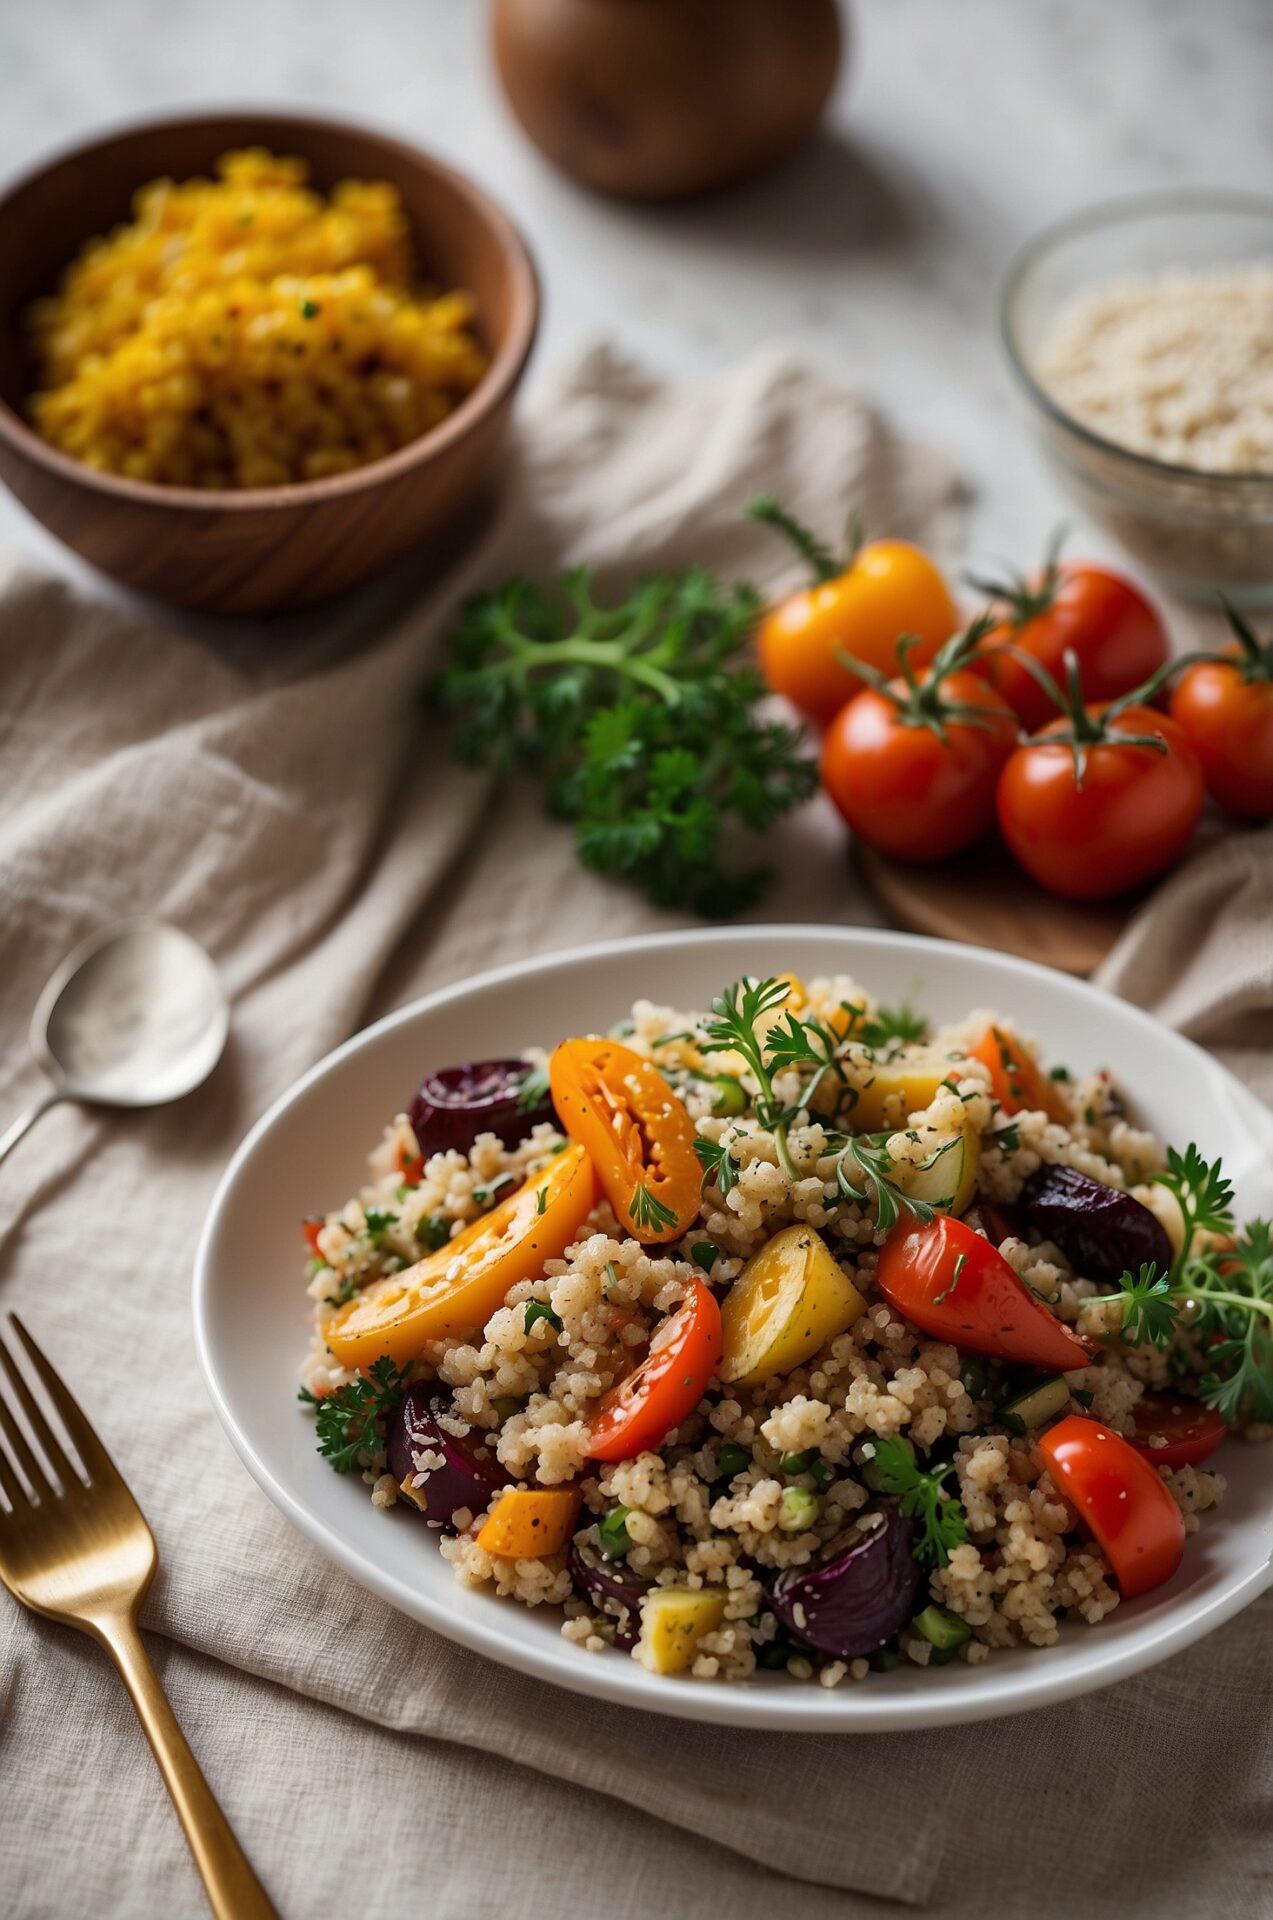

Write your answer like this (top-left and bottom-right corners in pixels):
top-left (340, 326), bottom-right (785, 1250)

top-left (888, 1122), bottom-right (980, 1217)
top-left (638, 1586), bottom-right (727, 1674)
top-left (851, 1054), bottom-right (955, 1132)
top-left (475, 1487), bottom-right (581, 1559)
top-left (719, 1224), bottom-right (866, 1386)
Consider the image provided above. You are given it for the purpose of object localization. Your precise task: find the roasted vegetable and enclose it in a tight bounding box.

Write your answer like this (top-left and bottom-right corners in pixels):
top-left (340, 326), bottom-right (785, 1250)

top-left (637, 1586), bottom-right (726, 1674)
top-left (768, 1511), bottom-right (922, 1660)
top-left (408, 1059), bottom-right (556, 1157)
top-left (567, 1528), bottom-right (649, 1649)
top-left (1021, 1164), bottom-right (1173, 1284)
top-left (719, 1224), bottom-right (866, 1387)
top-left (387, 1385), bottom-right (511, 1524)
top-left (476, 1487), bottom-right (582, 1559)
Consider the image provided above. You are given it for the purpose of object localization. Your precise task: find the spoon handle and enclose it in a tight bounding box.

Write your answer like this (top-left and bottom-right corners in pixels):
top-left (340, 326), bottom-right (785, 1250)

top-left (0, 1090), bottom-right (65, 1169)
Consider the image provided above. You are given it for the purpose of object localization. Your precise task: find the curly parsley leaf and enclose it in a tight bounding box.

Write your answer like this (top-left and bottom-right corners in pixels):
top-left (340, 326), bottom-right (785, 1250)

top-left (433, 567), bottom-right (818, 918)
top-left (866, 1435), bottom-right (968, 1568)
top-left (1109, 1262), bottom-right (1178, 1349)
top-left (523, 1300), bottom-right (564, 1336)
top-left (1154, 1144), bottom-right (1235, 1243)
top-left (298, 1356), bottom-right (408, 1475)
top-left (628, 1183), bottom-right (679, 1235)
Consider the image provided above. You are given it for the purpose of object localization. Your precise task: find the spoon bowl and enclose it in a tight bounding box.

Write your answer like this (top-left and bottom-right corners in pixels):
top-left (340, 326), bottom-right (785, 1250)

top-left (0, 921), bottom-right (228, 1170)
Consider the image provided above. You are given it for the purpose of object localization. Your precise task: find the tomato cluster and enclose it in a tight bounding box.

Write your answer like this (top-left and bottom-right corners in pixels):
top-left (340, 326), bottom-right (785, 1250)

top-left (756, 508), bottom-right (1273, 901)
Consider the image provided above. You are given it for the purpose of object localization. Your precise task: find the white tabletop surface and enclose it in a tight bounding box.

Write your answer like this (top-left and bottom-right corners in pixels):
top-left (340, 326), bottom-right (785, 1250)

top-left (2, 0), bottom-right (1271, 593)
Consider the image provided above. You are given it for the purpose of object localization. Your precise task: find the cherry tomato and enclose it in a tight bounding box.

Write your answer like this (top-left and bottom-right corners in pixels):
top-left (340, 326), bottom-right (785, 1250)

top-left (997, 705), bottom-right (1204, 901)
top-left (1169, 644), bottom-right (1273, 821)
top-left (302, 1217), bottom-right (324, 1257)
top-left (752, 501), bottom-right (958, 727)
top-left (821, 668), bottom-right (1018, 861)
top-left (587, 1276), bottom-right (723, 1461)
top-left (876, 1214), bottom-right (1095, 1371)
top-left (398, 1151), bottom-right (425, 1187)
top-left (1038, 1414), bottom-right (1185, 1599)
top-left (325, 1144), bottom-right (596, 1369)
top-left (1129, 1393), bottom-right (1228, 1470)
top-left (969, 1024), bottom-right (1069, 1124)
top-left (549, 1037), bottom-right (700, 1244)
top-left (972, 560), bottom-right (1168, 732)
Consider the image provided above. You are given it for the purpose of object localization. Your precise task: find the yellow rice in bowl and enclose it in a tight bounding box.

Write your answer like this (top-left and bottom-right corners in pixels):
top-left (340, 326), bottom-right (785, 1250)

top-left (24, 148), bottom-right (487, 489)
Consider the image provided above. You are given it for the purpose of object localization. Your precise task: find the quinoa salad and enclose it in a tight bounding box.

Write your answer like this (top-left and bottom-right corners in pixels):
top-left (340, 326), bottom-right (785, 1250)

top-left (297, 971), bottom-right (1273, 1686)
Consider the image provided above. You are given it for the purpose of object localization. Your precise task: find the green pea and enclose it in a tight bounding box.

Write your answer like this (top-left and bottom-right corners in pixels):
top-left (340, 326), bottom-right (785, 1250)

top-left (715, 1441), bottom-right (750, 1481)
top-left (780, 1449), bottom-right (816, 1475)
top-left (709, 1075), bottom-right (748, 1117)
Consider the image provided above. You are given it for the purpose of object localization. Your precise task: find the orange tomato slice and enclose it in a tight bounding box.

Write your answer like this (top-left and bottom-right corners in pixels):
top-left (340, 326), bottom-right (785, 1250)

top-left (549, 1038), bottom-right (701, 1244)
top-left (969, 1024), bottom-right (1069, 1124)
top-left (587, 1277), bottom-right (723, 1461)
top-left (324, 1144), bottom-right (595, 1370)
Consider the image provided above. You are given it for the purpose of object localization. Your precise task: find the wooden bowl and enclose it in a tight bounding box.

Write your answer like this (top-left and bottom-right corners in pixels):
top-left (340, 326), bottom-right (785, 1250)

top-left (0, 112), bottom-right (539, 614)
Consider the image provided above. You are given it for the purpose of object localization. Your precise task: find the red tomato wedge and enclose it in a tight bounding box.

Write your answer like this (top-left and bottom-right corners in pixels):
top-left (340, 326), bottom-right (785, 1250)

top-left (587, 1277), bottom-right (722, 1462)
top-left (877, 1215), bottom-right (1095, 1371)
top-left (1129, 1394), bottom-right (1228, 1470)
top-left (1039, 1415), bottom-right (1185, 1598)
top-left (302, 1217), bottom-right (324, 1256)
top-left (969, 1024), bottom-right (1069, 1123)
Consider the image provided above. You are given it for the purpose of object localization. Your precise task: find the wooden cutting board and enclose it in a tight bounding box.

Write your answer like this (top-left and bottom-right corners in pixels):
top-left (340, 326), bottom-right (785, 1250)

top-left (854, 840), bottom-right (1136, 978)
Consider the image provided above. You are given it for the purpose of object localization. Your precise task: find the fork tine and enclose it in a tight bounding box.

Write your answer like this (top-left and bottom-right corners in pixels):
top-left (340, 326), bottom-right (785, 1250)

top-left (0, 1319), bottom-right (80, 1493)
top-left (0, 1338), bottom-right (58, 1500)
top-left (6, 1314), bottom-right (115, 1487)
top-left (0, 1429), bottom-right (25, 1511)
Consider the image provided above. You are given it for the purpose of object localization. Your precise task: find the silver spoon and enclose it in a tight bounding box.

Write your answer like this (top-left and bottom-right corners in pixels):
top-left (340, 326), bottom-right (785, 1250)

top-left (0, 921), bottom-right (229, 1169)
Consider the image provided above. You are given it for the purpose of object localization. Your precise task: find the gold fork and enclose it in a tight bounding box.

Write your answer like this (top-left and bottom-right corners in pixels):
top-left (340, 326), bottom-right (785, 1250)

top-left (0, 1313), bottom-right (277, 1919)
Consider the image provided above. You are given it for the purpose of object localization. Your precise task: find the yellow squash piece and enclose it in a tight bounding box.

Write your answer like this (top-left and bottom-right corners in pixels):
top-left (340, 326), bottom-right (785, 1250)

top-left (476, 1487), bottom-right (581, 1559)
top-left (638, 1586), bottom-right (727, 1674)
top-left (719, 1224), bottom-right (866, 1387)
top-left (851, 1053), bottom-right (956, 1132)
top-left (324, 1144), bottom-right (595, 1370)
top-left (888, 1122), bottom-right (980, 1217)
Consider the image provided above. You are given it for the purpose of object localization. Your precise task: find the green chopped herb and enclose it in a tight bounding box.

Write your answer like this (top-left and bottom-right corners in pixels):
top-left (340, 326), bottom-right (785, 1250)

top-left (536, 1185), bottom-right (548, 1217)
top-left (300, 297), bottom-right (320, 319)
top-left (810, 1458), bottom-right (835, 1494)
top-left (857, 1001), bottom-right (929, 1051)
top-left (779, 1449), bottom-right (816, 1475)
top-left (716, 1440), bottom-right (750, 1481)
top-left (523, 1300), bottom-right (564, 1336)
top-left (516, 1062), bottom-right (551, 1113)
top-left (417, 1214), bottom-right (451, 1251)
top-left (363, 1207), bottom-right (398, 1249)
top-left (596, 1504), bottom-right (632, 1559)
top-left (695, 1135), bottom-right (739, 1197)
top-left (690, 1241), bottom-right (718, 1273)
top-left (307, 1256), bottom-right (327, 1280)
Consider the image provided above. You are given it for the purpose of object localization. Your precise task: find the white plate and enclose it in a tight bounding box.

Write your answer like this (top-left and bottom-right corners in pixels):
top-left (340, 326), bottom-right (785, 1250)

top-left (193, 928), bottom-right (1273, 1732)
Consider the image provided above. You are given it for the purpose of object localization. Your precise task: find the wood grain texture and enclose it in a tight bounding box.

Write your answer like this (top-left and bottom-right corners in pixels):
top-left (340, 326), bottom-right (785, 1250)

top-left (0, 112), bottom-right (539, 614)
top-left (491, 0), bottom-right (842, 201)
top-left (855, 839), bottom-right (1135, 978)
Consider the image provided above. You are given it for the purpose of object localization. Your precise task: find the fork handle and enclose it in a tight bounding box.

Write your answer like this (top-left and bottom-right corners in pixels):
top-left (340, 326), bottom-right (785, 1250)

top-left (92, 1612), bottom-right (278, 1919)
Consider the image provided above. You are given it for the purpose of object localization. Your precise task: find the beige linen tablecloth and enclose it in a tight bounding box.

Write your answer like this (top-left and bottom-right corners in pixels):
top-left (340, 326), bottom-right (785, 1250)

top-left (1, 347), bottom-right (1270, 1920)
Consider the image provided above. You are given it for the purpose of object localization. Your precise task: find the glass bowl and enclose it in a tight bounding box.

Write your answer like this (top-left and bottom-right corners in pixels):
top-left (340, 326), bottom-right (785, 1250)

top-left (1001, 190), bottom-right (1273, 606)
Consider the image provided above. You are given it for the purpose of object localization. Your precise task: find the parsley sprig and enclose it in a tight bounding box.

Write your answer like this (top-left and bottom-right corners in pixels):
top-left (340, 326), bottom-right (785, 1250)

top-left (865, 1435), bottom-right (968, 1568)
top-left (1105, 1145), bottom-right (1273, 1423)
top-left (298, 1357), bottom-right (408, 1474)
top-left (833, 1134), bottom-right (936, 1232)
top-left (434, 567), bottom-right (818, 917)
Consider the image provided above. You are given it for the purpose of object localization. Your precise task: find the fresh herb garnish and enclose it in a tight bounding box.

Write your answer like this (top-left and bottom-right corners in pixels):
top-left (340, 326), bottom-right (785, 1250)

top-left (834, 1135), bottom-right (935, 1233)
top-left (434, 567), bottom-right (818, 917)
top-left (524, 1300), bottom-right (564, 1336)
top-left (1104, 1146), bottom-right (1273, 1422)
top-left (629, 1182), bottom-right (679, 1234)
top-left (690, 1240), bottom-right (718, 1272)
top-left (694, 1135), bottom-right (739, 1198)
top-left (865, 1435), bottom-right (968, 1567)
top-left (298, 1356), bottom-right (407, 1474)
